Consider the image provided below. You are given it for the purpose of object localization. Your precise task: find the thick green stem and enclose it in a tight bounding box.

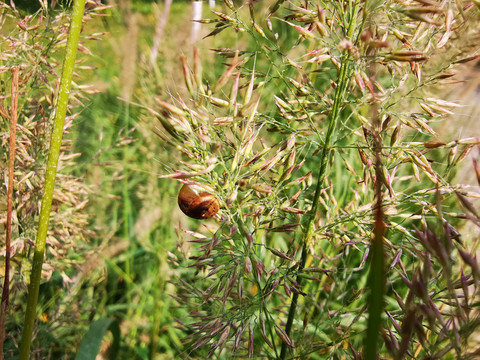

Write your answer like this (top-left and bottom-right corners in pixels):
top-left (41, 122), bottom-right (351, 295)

top-left (364, 184), bottom-right (385, 360)
top-left (279, 3), bottom-right (361, 359)
top-left (364, 65), bottom-right (386, 360)
top-left (363, 107), bottom-right (386, 359)
top-left (19, 1), bottom-right (86, 358)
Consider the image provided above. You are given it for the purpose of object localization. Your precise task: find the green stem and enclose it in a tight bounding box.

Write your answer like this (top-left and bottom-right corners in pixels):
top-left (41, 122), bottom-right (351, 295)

top-left (279, 3), bottom-right (361, 359)
top-left (364, 199), bottom-right (385, 360)
top-left (364, 2), bottom-right (386, 356)
top-left (279, 246), bottom-right (307, 359)
top-left (364, 113), bottom-right (386, 360)
top-left (19, 1), bottom-right (86, 358)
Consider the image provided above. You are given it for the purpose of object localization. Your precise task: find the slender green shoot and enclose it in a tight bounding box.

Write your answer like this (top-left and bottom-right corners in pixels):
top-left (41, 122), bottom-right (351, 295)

top-left (280, 3), bottom-right (362, 358)
top-left (19, 1), bottom-right (86, 358)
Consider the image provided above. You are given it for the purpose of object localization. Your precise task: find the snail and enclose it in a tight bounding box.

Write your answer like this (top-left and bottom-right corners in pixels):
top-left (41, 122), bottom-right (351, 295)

top-left (178, 184), bottom-right (220, 219)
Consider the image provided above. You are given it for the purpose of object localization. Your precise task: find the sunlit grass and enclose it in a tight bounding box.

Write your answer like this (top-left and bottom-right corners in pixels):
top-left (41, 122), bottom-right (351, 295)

top-left (1, 1), bottom-right (480, 359)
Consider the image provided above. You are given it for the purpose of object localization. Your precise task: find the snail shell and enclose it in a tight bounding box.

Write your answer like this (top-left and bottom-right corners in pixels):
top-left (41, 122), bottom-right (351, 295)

top-left (178, 184), bottom-right (220, 219)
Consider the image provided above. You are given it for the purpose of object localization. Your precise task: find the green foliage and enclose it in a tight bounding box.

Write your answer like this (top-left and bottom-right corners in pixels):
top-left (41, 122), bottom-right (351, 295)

top-left (75, 318), bottom-right (120, 360)
top-left (0, 2), bottom-right (104, 357)
top-left (1, 1), bottom-right (480, 359)
top-left (154, 1), bottom-right (480, 359)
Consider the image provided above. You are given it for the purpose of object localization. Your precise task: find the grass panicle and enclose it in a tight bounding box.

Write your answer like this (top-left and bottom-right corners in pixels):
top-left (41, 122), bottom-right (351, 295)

top-left (154, 1), bottom-right (480, 358)
top-left (0, 0), bottom-right (479, 358)
top-left (0, 1), bottom-right (106, 357)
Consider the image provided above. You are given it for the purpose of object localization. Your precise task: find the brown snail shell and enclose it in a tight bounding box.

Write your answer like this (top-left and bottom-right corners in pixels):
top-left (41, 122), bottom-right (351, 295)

top-left (178, 184), bottom-right (220, 219)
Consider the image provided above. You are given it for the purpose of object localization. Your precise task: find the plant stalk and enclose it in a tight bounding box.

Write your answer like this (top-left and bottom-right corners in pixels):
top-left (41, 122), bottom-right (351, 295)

top-left (19, 1), bottom-right (86, 358)
top-left (0, 66), bottom-right (19, 357)
top-left (279, 3), bottom-right (361, 358)
top-left (364, 121), bottom-right (386, 360)
top-left (364, 12), bottom-right (386, 355)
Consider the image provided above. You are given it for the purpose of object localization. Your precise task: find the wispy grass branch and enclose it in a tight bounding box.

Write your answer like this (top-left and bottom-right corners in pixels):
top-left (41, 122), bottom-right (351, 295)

top-left (281, 3), bottom-right (362, 358)
top-left (146, 0), bottom-right (480, 358)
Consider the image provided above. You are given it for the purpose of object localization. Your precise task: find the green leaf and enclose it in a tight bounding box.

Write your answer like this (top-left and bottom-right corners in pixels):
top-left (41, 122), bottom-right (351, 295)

top-left (75, 318), bottom-right (120, 360)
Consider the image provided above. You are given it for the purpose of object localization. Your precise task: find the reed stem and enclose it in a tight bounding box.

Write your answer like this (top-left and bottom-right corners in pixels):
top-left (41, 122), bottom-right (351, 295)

top-left (19, 1), bottom-right (86, 357)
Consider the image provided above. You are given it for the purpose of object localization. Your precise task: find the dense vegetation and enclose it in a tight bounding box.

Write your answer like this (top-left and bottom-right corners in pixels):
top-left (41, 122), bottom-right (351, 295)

top-left (1, 0), bottom-right (480, 359)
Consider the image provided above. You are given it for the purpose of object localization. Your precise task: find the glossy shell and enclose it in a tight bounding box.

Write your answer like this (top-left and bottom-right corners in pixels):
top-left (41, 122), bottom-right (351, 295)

top-left (178, 184), bottom-right (220, 219)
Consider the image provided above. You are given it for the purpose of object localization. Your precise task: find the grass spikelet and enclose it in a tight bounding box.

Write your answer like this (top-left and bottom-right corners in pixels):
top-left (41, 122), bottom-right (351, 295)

top-left (143, 1), bottom-right (480, 358)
